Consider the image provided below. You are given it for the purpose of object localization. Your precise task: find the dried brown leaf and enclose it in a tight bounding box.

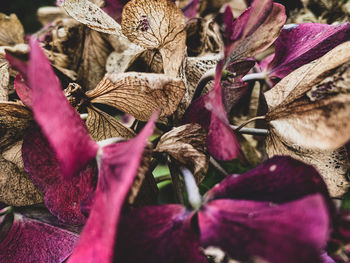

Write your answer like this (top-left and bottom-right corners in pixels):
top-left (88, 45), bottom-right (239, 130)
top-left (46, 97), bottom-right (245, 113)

top-left (127, 144), bottom-right (158, 206)
top-left (0, 13), bottom-right (24, 46)
top-left (266, 129), bottom-right (350, 198)
top-left (0, 60), bottom-right (9, 101)
top-left (37, 6), bottom-right (70, 25)
top-left (0, 102), bottom-right (43, 206)
top-left (125, 49), bottom-right (164, 74)
top-left (86, 105), bottom-right (135, 141)
top-left (121, 0), bottom-right (186, 76)
top-left (265, 42), bottom-right (350, 150)
top-left (0, 142), bottom-right (43, 206)
top-left (155, 124), bottom-right (209, 183)
top-left (86, 72), bottom-right (186, 121)
top-left (0, 102), bottom-right (32, 152)
top-left (61, 0), bottom-right (124, 36)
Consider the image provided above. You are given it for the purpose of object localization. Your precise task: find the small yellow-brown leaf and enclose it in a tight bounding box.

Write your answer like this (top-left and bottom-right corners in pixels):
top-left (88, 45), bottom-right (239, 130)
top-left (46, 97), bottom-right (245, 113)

top-left (86, 105), bottom-right (135, 141)
top-left (155, 124), bottom-right (208, 184)
top-left (86, 72), bottom-right (186, 121)
top-left (0, 13), bottom-right (24, 46)
top-left (121, 0), bottom-right (186, 76)
top-left (0, 60), bottom-right (9, 101)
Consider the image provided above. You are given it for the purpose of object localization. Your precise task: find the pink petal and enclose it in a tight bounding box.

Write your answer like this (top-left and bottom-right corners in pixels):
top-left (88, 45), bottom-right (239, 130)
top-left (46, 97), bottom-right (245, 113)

top-left (115, 205), bottom-right (206, 263)
top-left (22, 127), bottom-right (97, 225)
top-left (14, 74), bottom-right (32, 108)
top-left (205, 156), bottom-right (330, 203)
top-left (262, 23), bottom-right (350, 81)
top-left (182, 0), bottom-right (199, 19)
top-left (68, 113), bottom-right (157, 263)
top-left (28, 38), bottom-right (98, 179)
top-left (0, 212), bottom-right (78, 262)
top-left (199, 195), bottom-right (330, 263)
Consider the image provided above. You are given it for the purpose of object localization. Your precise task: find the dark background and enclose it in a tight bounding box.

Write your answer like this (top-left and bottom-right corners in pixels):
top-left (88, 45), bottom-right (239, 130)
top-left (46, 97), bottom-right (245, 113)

top-left (1, 0), bottom-right (56, 33)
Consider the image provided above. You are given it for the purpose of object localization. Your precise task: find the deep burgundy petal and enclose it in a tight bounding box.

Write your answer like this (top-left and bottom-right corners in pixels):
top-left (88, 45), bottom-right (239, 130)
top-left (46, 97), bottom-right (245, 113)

top-left (68, 113), bottom-right (157, 263)
top-left (115, 205), bottom-right (206, 263)
top-left (262, 23), bottom-right (350, 81)
top-left (0, 213), bottom-right (78, 263)
top-left (182, 94), bottom-right (211, 128)
top-left (22, 127), bottom-right (96, 225)
top-left (28, 38), bottom-right (98, 179)
top-left (205, 156), bottom-right (330, 203)
top-left (199, 195), bottom-right (330, 263)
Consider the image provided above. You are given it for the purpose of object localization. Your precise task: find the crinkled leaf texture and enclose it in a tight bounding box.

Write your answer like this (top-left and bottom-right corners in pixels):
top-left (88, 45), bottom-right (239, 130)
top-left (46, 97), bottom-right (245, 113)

top-left (22, 127), bottom-right (97, 225)
top-left (0, 212), bottom-right (78, 262)
top-left (68, 113), bottom-right (156, 263)
top-left (261, 23), bottom-right (350, 82)
top-left (28, 38), bottom-right (98, 179)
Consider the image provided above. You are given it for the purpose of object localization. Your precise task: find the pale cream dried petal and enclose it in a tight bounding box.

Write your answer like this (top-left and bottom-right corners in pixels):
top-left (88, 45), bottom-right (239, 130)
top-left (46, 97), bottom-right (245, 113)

top-left (86, 105), bottom-right (135, 141)
top-left (155, 124), bottom-right (208, 183)
top-left (266, 129), bottom-right (350, 198)
top-left (0, 13), bottom-right (24, 46)
top-left (61, 0), bottom-right (124, 36)
top-left (265, 42), bottom-right (350, 150)
top-left (265, 41), bottom-right (350, 110)
top-left (121, 0), bottom-right (186, 76)
top-left (86, 72), bottom-right (186, 121)
top-left (0, 60), bottom-right (9, 101)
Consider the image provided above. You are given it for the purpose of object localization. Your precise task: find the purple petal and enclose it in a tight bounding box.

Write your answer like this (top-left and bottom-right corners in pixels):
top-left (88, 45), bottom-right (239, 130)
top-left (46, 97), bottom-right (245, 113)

top-left (14, 74), bottom-right (32, 108)
top-left (102, 0), bottom-right (129, 23)
top-left (321, 253), bottom-right (336, 263)
top-left (115, 205), bottom-right (206, 263)
top-left (68, 113), bottom-right (157, 263)
top-left (5, 52), bottom-right (28, 80)
top-left (0, 212), bottom-right (78, 262)
top-left (205, 156), bottom-right (330, 203)
top-left (222, 80), bottom-right (249, 113)
top-left (199, 195), bottom-right (330, 263)
top-left (205, 63), bottom-right (241, 161)
top-left (182, 0), bottom-right (199, 19)
top-left (22, 127), bottom-right (96, 225)
top-left (262, 23), bottom-right (350, 81)
top-left (224, 0), bottom-right (273, 56)
top-left (28, 38), bottom-right (98, 179)
top-left (182, 94), bottom-right (211, 128)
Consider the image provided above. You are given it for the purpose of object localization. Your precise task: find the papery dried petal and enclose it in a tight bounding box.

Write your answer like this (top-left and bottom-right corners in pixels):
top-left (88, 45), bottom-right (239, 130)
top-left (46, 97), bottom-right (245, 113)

top-left (28, 38), bottom-right (98, 179)
top-left (115, 205), bottom-right (206, 263)
top-left (199, 195), bottom-right (330, 263)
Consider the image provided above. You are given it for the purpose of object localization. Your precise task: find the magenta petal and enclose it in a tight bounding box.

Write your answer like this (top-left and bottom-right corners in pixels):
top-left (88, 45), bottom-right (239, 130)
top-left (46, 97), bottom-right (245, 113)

top-left (22, 127), bottom-right (96, 225)
top-left (263, 23), bottom-right (350, 81)
top-left (102, 0), bottom-right (129, 22)
top-left (115, 205), bottom-right (206, 263)
top-left (28, 38), bottom-right (98, 179)
top-left (0, 213), bottom-right (78, 263)
top-left (14, 74), bottom-right (32, 108)
top-left (182, 95), bottom-right (211, 128)
top-left (5, 53), bottom-right (28, 80)
top-left (207, 113), bottom-right (240, 161)
top-left (182, 0), bottom-right (199, 19)
top-left (224, 0), bottom-right (273, 55)
top-left (68, 113), bottom-right (157, 263)
top-left (205, 156), bottom-right (330, 203)
top-left (199, 195), bottom-right (330, 263)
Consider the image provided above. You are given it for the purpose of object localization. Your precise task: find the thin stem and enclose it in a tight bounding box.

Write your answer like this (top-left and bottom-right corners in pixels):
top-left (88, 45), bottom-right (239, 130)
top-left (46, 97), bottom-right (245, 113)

top-left (230, 125), bottom-right (269, 136)
top-left (155, 174), bottom-right (172, 183)
top-left (234, 116), bottom-right (266, 132)
top-left (181, 167), bottom-right (202, 211)
top-left (241, 72), bottom-right (266, 82)
top-left (191, 68), bottom-right (215, 102)
top-left (209, 157), bottom-right (228, 176)
top-left (168, 159), bottom-right (185, 205)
